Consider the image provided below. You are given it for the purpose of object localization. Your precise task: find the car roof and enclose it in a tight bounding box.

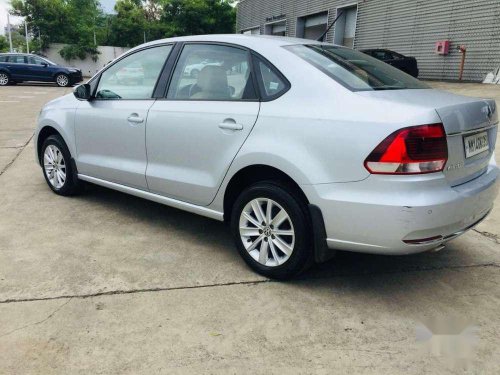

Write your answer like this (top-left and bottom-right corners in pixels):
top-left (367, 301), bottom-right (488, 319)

top-left (132, 34), bottom-right (330, 54)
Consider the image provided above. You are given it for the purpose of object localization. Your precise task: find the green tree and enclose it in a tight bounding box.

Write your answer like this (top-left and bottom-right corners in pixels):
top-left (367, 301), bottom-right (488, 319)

top-left (160, 0), bottom-right (235, 36)
top-left (10, 0), bottom-right (104, 60)
top-left (0, 35), bottom-right (9, 52)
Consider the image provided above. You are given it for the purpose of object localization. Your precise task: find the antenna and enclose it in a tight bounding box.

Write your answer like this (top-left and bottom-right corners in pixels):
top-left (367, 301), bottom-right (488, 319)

top-left (317, 10), bottom-right (344, 42)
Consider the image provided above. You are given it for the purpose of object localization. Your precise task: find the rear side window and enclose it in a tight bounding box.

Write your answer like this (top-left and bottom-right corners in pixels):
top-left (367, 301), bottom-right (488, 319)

top-left (8, 56), bottom-right (26, 64)
top-left (0, 56), bottom-right (7, 62)
top-left (254, 57), bottom-right (289, 100)
top-left (167, 44), bottom-right (257, 101)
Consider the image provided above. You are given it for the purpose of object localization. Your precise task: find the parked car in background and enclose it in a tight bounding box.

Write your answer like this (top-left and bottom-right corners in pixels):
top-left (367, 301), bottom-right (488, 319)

top-left (361, 49), bottom-right (419, 77)
top-left (0, 53), bottom-right (82, 87)
top-left (35, 35), bottom-right (498, 279)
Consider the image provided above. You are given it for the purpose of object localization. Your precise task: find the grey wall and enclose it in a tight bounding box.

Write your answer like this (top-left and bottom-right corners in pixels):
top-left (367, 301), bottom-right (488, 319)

top-left (236, 0), bottom-right (500, 82)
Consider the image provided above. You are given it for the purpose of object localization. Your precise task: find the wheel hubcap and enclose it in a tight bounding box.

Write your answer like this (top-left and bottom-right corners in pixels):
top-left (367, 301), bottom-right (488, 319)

top-left (0, 73), bottom-right (8, 85)
top-left (239, 198), bottom-right (295, 267)
top-left (43, 145), bottom-right (66, 189)
top-left (57, 75), bottom-right (68, 86)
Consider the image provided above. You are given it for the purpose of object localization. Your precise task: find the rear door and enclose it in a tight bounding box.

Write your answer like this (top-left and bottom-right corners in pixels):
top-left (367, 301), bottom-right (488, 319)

top-left (146, 43), bottom-right (260, 205)
top-left (6, 55), bottom-right (28, 80)
top-left (74, 44), bottom-right (173, 189)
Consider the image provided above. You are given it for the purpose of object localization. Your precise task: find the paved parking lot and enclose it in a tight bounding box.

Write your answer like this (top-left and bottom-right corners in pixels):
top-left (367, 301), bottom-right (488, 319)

top-left (0, 82), bottom-right (499, 374)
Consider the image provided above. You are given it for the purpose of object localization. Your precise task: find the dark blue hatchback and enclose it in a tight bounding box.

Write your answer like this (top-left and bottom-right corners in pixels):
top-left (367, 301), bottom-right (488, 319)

top-left (0, 53), bottom-right (83, 87)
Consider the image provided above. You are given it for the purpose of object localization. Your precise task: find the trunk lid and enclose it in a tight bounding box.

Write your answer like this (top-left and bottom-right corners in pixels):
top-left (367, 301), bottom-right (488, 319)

top-left (357, 89), bottom-right (498, 186)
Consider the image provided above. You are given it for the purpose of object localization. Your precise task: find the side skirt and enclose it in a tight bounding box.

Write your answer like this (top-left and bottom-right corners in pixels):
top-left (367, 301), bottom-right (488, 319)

top-left (77, 174), bottom-right (224, 221)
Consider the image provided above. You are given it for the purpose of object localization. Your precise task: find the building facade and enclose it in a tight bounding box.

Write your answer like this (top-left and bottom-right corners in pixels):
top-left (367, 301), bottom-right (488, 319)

top-left (236, 0), bottom-right (500, 82)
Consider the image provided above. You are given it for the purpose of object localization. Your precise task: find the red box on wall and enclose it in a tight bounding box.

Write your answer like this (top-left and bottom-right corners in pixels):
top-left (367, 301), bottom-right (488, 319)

top-left (435, 40), bottom-right (450, 55)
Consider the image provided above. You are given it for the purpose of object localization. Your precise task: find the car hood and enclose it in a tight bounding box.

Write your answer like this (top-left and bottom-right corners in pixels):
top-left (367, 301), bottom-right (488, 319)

top-left (42, 93), bottom-right (78, 111)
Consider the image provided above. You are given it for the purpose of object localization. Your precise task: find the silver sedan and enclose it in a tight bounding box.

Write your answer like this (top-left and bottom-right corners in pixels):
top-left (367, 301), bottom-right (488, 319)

top-left (35, 35), bottom-right (499, 279)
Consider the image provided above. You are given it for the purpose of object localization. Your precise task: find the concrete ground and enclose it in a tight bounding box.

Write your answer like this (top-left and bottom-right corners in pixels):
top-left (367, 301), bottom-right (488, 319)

top-left (0, 82), bottom-right (499, 374)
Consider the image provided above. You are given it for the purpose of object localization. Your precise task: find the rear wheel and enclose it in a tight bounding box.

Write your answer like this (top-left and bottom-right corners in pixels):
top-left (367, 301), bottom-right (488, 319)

top-left (55, 74), bottom-right (70, 87)
top-left (41, 135), bottom-right (81, 195)
top-left (0, 72), bottom-right (9, 86)
top-left (230, 181), bottom-right (312, 279)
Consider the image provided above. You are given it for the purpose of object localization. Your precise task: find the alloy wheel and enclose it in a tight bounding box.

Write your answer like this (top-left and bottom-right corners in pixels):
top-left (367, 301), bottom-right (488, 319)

top-left (0, 73), bottom-right (9, 86)
top-left (56, 75), bottom-right (69, 87)
top-left (239, 198), bottom-right (295, 267)
top-left (43, 145), bottom-right (67, 189)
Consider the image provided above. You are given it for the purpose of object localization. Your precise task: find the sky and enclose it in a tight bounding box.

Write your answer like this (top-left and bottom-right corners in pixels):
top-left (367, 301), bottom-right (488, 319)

top-left (0, 0), bottom-right (117, 36)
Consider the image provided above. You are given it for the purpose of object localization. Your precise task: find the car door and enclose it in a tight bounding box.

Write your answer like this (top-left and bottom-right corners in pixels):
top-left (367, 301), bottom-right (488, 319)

top-left (146, 43), bottom-right (260, 206)
top-left (26, 55), bottom-right (52, 81)
top-left (6, 55), bottom-right (28, 80)
top-left (74, 44), bottom-right (173, 190)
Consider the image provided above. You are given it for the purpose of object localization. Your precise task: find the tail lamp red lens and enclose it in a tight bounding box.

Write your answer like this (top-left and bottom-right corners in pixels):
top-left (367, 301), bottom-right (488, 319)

top-left (364, 124), bottom-right (448, 175)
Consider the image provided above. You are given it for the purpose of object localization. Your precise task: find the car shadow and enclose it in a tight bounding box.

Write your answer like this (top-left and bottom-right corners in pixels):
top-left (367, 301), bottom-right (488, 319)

top-left (80, 182), bottom-right (486, 288)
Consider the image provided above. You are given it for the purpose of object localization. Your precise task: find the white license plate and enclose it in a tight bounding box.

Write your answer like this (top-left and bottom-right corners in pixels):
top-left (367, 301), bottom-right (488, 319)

top-left (464, 131), bottom-right (489, 158)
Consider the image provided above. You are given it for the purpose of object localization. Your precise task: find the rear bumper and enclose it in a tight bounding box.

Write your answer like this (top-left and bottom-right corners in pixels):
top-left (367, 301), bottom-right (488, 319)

top-left (302, 159), bottom-right (499, 255)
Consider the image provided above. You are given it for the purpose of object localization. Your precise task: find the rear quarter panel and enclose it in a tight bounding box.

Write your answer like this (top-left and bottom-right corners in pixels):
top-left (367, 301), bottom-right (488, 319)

top-left (209, 46), bottom-right (441, 212)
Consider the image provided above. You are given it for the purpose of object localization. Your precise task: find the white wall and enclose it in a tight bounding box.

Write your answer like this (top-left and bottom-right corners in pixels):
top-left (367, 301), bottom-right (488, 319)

top-left (44, 43), bottom-right (131, 78)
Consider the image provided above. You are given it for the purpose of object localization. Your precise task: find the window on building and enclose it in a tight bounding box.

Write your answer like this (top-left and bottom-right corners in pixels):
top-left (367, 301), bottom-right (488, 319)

top-left (242, 27), bottom-right (260, 35)
top-left (265, 21), bottom-right (286, 36)
top-left (333, 5), bottom-right (358, 48)
top-left (297, 12), bottom-right (328, 40)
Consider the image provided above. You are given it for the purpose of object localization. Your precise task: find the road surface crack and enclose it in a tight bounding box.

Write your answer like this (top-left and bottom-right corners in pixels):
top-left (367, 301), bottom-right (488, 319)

top-left (0, 134), bottom-right (34, 177)
top-left (0, 298), bottom-right (72, 339)
top-left (0, 262), bottom-right (499, 305)
top-left (473, 229), bottom-right (500, 244)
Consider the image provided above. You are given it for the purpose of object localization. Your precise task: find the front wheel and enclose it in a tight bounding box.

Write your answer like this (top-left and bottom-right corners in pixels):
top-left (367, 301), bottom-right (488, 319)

top-left (230, 181), bottom-right (312, 279)
top-left (41, 135), bottom-right (81, 195)
top-left (55, 74), bottom-right (70, 87)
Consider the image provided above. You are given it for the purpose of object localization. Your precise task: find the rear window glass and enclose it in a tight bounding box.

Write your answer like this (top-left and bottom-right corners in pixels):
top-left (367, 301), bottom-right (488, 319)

top-left (0, 55), bottom-right (7, 62)
top-left (284, 44), bottom-right (428, 91)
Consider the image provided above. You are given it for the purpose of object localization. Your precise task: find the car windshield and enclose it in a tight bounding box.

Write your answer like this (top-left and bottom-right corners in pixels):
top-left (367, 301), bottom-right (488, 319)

top-left (284, 44), bottom-right (428, 91)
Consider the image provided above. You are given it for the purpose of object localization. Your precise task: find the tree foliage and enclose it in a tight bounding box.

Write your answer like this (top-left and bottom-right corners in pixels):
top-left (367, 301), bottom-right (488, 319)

top-left (9, 0), bottom-right (236, 55)
top-left (11, 0), bottom-right (105, 60)
top-left (0, 36), bottom-right (9, 53)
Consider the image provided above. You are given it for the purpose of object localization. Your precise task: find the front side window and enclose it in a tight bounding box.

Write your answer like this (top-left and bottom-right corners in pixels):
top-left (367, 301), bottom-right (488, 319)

top-left (167, 44), bottom-right (256, 101)
top-left (28, 56), bottom-right (49, 65)
top-left (0, 56), bottom-right (7, 62)
top-left (285, 44), bottom-right (428, 91)
top-left (95, 45), bottom-right (172, 100)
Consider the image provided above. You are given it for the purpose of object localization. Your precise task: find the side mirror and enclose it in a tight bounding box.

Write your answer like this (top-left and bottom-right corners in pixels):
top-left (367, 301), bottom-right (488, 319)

top-left (41, 62), bottom-right (48, 67)
top-left (73, 83), bottom-right (92, 101)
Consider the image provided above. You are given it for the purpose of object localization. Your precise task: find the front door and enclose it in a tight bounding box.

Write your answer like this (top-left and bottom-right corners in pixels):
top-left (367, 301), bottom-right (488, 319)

top-left (146, 43), bottom-right (260, 206)
top-left (74, 45), bottom-right (173, 190)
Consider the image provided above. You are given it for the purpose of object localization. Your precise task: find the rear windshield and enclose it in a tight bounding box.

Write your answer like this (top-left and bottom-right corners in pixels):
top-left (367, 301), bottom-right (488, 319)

top-left (284, 44), bottom-right (428, 91)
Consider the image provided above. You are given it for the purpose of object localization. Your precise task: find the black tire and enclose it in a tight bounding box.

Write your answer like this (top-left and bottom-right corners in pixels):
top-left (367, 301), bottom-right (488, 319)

top-left (0, 72), bottom-right (10, 86)
top-left (230, 181), bottom-right (312, 280)
top-left (41, 135), bottom-right (82, 196)
top-left (55, 73), bottom-right (70, 87)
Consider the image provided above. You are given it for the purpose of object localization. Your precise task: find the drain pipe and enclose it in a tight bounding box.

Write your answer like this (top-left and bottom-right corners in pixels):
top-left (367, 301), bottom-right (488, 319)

top-left (458, 45), bottom-right (467, 81)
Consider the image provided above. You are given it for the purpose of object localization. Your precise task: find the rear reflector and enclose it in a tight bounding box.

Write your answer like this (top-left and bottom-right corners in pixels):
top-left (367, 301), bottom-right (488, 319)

top-left (364, 124), bottom-right (448, 174)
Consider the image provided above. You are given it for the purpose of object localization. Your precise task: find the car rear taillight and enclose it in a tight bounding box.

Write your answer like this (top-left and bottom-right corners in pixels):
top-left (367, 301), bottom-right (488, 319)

top-left (364, 124), bottom-right (448, 174)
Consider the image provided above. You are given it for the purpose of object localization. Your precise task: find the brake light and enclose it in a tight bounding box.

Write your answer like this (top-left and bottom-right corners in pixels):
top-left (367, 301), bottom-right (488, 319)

top-left (364, 124), bottom-right (448, 174)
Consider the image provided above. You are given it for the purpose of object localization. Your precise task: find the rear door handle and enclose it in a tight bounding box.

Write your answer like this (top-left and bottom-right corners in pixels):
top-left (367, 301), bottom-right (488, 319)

top-left (127, 114), bottom-right (144, 124)
top-left (218, 121), bottom-right (243, 131)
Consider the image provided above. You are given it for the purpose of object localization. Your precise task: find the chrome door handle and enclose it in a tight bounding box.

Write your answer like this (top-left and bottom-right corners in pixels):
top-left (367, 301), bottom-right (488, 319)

top-left (127, 114), bottom-right (144, 124)
top-left (218, 122), bottom-right (243, 131)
